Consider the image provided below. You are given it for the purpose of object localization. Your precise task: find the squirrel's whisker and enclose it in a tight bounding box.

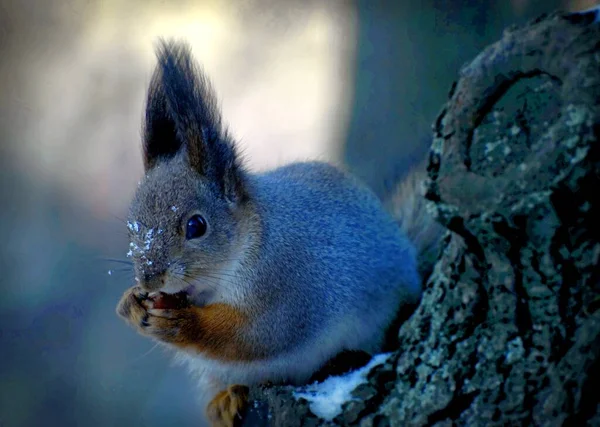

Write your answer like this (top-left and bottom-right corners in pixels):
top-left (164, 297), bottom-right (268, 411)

top-left (183, 269), bottom-right (240, 288)
top-left (103, 258), bottom-right (134, 266)
top-left (125, 342), bottom-right (161, 366)
top-left (176, 270), bottom-right (219, 291)
top-left (107, 267), bottom-right (134, 273)
top-left (182, 273), bottom-right (233, 291)
top-left (179, 274), bottom-right (221, 293)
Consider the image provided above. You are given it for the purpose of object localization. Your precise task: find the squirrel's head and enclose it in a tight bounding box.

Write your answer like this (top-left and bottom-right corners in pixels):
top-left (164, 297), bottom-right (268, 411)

top-left (126, 40), bottom-right (257, 302)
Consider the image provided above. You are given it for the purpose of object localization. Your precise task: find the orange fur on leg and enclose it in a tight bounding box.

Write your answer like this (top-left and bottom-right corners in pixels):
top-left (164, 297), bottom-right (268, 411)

top-left (206, 385), bottom-right (249, 427)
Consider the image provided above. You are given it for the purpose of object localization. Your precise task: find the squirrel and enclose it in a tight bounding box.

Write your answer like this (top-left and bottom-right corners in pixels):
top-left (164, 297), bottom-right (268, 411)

top-left (116, 40), bottom-right (444, 427)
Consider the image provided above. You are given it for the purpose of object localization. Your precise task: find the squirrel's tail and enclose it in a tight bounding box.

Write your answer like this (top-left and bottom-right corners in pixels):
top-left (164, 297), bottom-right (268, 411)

top-left (385, 160), bottom-right (445, 281)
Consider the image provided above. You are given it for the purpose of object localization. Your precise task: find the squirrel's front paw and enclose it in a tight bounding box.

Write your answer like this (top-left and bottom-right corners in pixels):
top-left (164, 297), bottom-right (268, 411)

top-left (116, 286), bottom-right (194, 344)
top-left (116, 286), bottom-right (149, 329)
top-left (117, 287), bottom-right (256, 361)
top-left (206, 385), bottom-right (249, 427)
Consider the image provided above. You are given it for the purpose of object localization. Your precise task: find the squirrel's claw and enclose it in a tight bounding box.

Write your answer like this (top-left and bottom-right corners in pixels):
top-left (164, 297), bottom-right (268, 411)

top-left (206, 385), bottom-right (249, 427)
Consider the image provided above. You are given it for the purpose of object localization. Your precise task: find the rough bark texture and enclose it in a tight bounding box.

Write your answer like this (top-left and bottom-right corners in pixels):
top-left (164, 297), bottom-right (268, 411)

top-left (243, 10), bottom-right (600, 427)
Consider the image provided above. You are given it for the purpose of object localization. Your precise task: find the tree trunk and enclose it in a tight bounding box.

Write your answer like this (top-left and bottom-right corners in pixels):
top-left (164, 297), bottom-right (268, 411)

top-left (244, 10), bottom-right (600, 426)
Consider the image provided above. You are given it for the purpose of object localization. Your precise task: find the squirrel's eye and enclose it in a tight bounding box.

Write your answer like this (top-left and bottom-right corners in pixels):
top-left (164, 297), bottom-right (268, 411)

top-left (186, 214), bottom-right (207, 240)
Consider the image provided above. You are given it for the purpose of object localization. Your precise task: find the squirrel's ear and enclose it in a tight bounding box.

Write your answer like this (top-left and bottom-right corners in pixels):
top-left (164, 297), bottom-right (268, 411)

top-left (143, 68), bottom-right (181, 170)
top-left (142, 40), bottom-right (247, 203)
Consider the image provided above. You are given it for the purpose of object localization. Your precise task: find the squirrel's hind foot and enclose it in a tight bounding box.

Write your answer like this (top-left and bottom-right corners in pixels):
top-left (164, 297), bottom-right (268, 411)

top-left (206, 384), bottom-right (249, 427)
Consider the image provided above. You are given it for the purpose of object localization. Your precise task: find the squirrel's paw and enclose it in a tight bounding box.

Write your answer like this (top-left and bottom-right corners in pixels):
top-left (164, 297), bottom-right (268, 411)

top-left (116, 286), bottom-right (149, 329)
top-left (116, 286), bottom-right (193, 343)
top-left (206, 385), bottom-right (249, 427)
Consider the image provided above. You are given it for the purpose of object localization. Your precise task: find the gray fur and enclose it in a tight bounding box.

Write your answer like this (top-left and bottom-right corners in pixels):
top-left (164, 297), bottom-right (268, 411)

top-left (125, 40), bottom-right (436, 405)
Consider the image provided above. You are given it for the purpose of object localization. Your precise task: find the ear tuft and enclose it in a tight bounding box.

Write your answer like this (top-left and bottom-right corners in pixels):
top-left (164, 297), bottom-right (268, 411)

top-left (143, 68), bottom-right (181, 170)
top-left (142, 39), bottom-right (247, 203)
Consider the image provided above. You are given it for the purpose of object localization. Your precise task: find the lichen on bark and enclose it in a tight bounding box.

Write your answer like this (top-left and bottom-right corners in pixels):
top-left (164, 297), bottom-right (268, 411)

top-left (244, 10), bottom-right (600, 426)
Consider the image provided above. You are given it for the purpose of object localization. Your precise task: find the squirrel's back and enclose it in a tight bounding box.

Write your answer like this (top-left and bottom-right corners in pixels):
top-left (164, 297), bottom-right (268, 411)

top-left (239, 161), bottom-right (421, 360)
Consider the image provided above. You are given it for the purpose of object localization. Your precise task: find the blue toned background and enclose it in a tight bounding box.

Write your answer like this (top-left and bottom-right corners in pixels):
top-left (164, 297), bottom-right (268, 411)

top-left (0, 0), bottom-right (594, 426)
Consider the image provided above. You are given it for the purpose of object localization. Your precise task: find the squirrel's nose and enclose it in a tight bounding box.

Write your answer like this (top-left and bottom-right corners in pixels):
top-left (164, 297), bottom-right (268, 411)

top-left (139, 271), bottom-right (166, 291)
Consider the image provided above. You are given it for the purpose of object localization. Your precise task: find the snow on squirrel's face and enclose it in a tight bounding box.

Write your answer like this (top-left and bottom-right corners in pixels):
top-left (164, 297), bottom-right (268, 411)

top-left (126, 153), bottom-right (245, 304)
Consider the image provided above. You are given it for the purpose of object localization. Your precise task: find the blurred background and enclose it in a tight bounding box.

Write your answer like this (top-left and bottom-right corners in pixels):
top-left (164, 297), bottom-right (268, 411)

top-left (0, 0), bottom-right (597, 426)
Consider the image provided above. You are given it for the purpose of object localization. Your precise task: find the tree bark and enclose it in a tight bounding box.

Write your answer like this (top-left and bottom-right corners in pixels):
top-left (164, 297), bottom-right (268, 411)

top-left (244, 10), bottom-right (600, 426)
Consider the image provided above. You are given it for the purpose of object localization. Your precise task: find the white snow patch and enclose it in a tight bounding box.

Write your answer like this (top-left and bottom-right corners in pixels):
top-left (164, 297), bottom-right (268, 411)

top-left (293, 353), bottom-right (391, 421)
top-left (143, 229), bottom-right (154, 250)
top-left (127, 221), bottom-right (140, 233)
top-left (128, 241), bottom-right (141, 257)
top-left (171, 206), bottom-right (178, 212)
top-left (107, 270), bottom-right (113, 276)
